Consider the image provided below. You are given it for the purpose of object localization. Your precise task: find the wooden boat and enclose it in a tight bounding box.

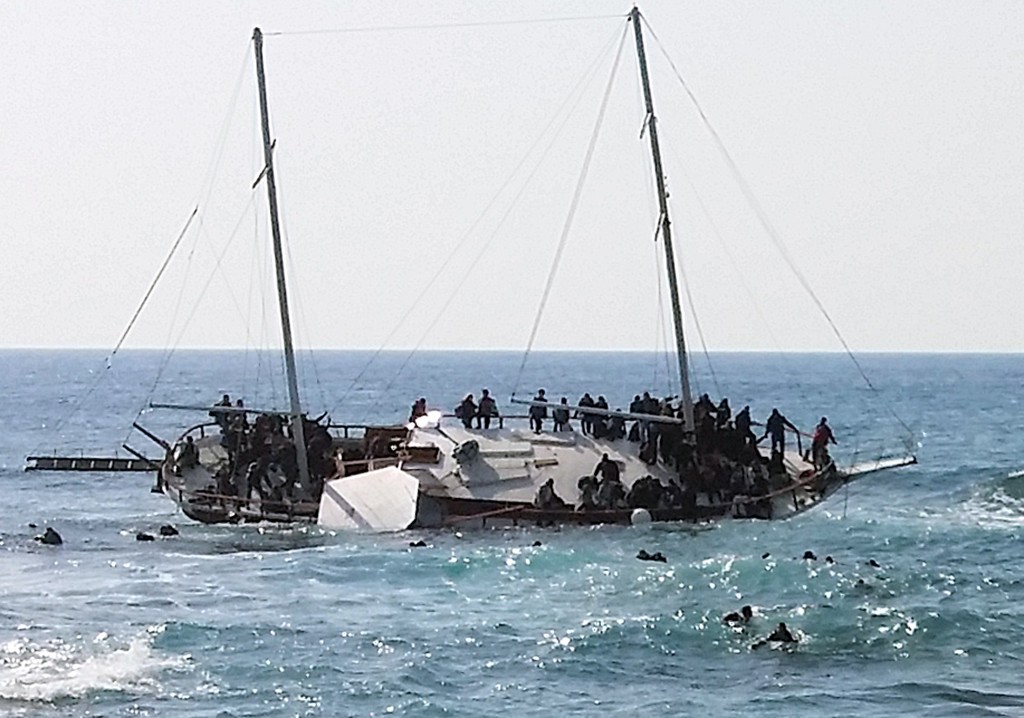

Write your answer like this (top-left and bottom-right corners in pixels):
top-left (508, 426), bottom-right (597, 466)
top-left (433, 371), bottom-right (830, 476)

top-left (151, 9), bottom-right (915, 531)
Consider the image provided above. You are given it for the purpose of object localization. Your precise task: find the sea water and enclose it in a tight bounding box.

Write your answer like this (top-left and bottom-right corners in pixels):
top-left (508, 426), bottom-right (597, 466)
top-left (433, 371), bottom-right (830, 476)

top-left (1, 350), bottom-right (1022, 717)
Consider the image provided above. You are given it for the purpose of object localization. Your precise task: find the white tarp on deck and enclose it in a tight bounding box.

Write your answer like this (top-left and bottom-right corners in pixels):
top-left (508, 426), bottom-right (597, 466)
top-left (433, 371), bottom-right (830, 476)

top-left (317, 466), bottom-right (419, 532)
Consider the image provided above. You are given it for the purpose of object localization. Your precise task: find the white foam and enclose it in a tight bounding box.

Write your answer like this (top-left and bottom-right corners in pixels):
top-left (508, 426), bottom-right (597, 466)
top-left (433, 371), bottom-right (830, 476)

top-left (954, 487), bottom-right (1024, 530)
top-left (0, 631), bottom-right (181, 703)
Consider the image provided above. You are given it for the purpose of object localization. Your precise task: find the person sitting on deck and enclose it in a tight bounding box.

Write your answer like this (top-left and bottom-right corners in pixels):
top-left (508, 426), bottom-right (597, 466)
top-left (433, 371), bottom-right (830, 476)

top-left (596, 473), bottom-right (627, 510)
top-left (553, 397), bottom-right (571, 432)
top-left (576, 475), bottom-right (599, 511)
top-left (761, 408), bottom-right (799, 455)
top-left (476, 389), bottom-right (498, 429)
top-left (626, 475), bottom-right (664, 510)
top-left (176, 435), bottom-right (199, 473)
top-left (210, 394), bottom-right (232, 431)
top-left (456, 394), bottom-right (477, 429)
top-left (533, 478), bottom-right (568, 510)
top-left (810, 417), bottom-right (837, 469)
top-left (409, 397), bottom-right (428, 424)
top-left (529, 389), bottom-right (548, 433)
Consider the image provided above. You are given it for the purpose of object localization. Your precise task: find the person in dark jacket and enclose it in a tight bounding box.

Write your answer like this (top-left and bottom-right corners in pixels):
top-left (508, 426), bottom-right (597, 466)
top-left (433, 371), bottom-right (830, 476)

top-left (476, 389), bottom-right (498, 429)
top-left (762, 408), bottom-right (799, 454)
top-left (529, 389), bottom-right (548, 433)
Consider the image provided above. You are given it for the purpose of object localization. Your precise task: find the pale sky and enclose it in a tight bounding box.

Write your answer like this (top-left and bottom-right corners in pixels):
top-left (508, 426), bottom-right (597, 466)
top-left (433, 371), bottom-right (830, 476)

top-left (2, 1), bottom-right (1022, 353)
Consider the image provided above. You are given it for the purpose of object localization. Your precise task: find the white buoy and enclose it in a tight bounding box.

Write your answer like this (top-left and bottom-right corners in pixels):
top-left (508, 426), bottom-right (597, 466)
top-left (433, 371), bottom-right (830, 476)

top-left (630, 508), bottom-right (652, 525)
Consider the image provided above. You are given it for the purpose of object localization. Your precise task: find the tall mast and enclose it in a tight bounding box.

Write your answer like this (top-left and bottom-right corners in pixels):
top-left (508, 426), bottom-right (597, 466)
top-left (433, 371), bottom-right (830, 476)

top-left (253, 27), bottom-right (311, 494)
top-left (630, 7), bottom-right (695, 432)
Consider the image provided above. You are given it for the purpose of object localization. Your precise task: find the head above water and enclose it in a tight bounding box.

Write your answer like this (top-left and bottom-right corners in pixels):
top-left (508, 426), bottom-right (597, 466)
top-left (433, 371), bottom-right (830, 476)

top-left (742, 605), bottom-right (753, 619)
top-left (820, 416), bottom-right (828, 424)
top-left (482, 389), bottom-right (490, 397)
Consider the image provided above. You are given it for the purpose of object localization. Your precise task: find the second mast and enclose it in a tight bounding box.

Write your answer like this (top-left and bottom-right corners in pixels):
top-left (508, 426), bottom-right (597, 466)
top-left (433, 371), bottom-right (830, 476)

top-left (630, 8), bottom-right (695, 431)
top-left (253, 27), bottom-right (312, 493)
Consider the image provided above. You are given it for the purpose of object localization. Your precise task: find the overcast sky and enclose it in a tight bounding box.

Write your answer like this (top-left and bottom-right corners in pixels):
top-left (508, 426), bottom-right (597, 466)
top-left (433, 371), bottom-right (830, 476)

top-left (2, 1), bottom-right (1022, 353)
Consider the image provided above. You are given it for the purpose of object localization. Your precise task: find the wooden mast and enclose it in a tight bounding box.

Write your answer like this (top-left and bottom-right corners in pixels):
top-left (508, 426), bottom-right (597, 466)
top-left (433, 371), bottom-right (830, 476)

top-left (630, 7), bottom-right (695, 431)
top-left (252, 27), bottom-right (312, 495)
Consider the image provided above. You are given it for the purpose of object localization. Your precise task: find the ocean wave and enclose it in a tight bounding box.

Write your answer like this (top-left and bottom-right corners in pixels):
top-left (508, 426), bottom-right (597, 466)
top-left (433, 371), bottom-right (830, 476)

top-left (0, 627), bottom-right (183, 703)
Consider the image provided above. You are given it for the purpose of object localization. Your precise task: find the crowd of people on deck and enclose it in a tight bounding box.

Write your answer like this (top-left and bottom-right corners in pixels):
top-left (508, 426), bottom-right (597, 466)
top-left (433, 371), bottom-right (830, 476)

top-left (419, 387), bottom-right (837, 520)
top-left (173, 394), bottom-right (337, 510)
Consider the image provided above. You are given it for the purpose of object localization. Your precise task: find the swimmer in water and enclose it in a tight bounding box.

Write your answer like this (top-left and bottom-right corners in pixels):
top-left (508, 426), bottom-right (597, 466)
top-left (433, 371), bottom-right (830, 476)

top-left (723, 605), bottom-right (754, 626)
top-left (752, 622), bottom-right (798, 649)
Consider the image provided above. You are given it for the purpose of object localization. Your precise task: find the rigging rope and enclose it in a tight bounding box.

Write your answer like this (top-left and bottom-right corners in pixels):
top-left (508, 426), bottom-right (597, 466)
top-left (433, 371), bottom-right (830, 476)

top-left (512, 23), bottom-right (629, 395)
top-left (276, 168), bottom-right (329, 412)
top-left (359, 31), bottom-right (625, 422)
top-left (651, 221), bottom-right (679, 396)
top-left (111, 208), bottom-right (198, 358)
top-left (130, 39), bottom-right (255, 437)
top-left (265, 14), bottom-right (626, 37)
top-left (642, 16), bottom-right (916, 450)
top-left (333, 25), bottom-right (624, 415)
top-left (141, 189), bottom-right (263, 414)
top-left (40, 208), bottom-right (198, 451)
top-left (674, 222), bottom-right (721, 397)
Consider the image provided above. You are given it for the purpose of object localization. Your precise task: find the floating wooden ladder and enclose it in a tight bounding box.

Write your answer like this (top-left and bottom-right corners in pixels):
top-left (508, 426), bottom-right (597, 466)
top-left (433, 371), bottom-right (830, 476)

top-left (25, 453), bottom-right (160, 473)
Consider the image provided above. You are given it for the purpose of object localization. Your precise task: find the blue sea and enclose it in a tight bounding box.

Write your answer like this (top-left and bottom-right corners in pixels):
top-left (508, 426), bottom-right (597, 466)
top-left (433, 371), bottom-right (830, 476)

top-left (2, 349), bottom-right (1023, 717)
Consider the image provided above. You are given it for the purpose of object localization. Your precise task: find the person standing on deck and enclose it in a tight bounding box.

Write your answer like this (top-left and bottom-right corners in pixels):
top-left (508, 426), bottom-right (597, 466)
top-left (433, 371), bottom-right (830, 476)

top-left (553, 397), bottom-right (571, 432)
top-left (640, 391), bottom-right (656, 442)
top-left (577, 393), bottom-right (595, 436)
top-left (592, 395), bottom-right (610, 438)
top-left (594, 453), bottom-right (620, 483)
top-left (716, 398), bottom-right (731, 430)
top-left (811, 417), bottom-right (837, 469)
top-left (529, 389), bottom-right (548, 433)
top-left (628, 394), bottom-right (643, 441)
top-left (477, 389), bottom-right (498, 429)
top-left (762, 408), bottom-right (799, 455)
top-left (735, 405), bottom-right (754, 448)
